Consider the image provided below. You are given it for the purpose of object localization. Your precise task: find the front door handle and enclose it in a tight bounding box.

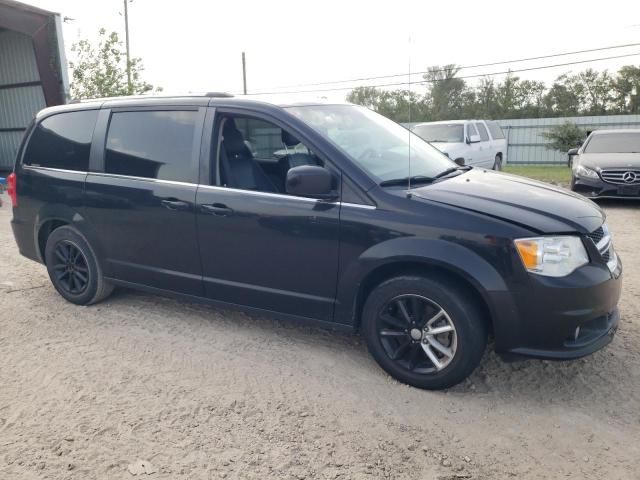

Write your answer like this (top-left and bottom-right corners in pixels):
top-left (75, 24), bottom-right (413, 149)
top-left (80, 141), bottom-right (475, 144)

top-left (161, 198), bottom-right (190, 210)
top-left (201, 203), bottom-right (234, 216)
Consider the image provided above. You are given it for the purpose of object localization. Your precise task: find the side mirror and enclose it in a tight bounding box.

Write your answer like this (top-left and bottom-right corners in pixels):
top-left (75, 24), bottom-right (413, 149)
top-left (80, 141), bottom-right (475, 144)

top-left (286, 165), bottom-right (338, 200)
top-left (567, 148), bottom-right (579, 156)
top-left (453, 157), bottom-right (465, 166)
top-left (466, 134), bottom-right (481, 144)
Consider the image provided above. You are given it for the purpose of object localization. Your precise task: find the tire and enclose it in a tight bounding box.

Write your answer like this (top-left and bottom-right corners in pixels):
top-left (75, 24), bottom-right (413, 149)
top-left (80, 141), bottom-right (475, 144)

top-left (492, 154), bottom-right (502, 171)
top-left (362, 275), bottom-right (487, 390)
top-left (44, 226), bottom-right (113, 305)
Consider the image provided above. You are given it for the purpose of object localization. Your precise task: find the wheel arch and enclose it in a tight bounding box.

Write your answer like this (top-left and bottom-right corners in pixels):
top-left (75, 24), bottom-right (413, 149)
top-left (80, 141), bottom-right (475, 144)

top-left (33, 205), bottom-right (103, 265)
top-left (352, 260), bottom-right (494, 334)
top-left (36, 218), bottom-right (70, 262)
top-left (337, 238), bottom-right (514, 339)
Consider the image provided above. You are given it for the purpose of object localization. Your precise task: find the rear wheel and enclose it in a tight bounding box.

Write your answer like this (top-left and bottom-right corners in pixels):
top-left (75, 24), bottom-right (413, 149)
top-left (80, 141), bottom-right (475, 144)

top-left (362, 275), bottom-right (487, 390)
top-left (492, 154), bottom-right (502, 171)
top-left (44, 226), bottom-right (113, 305)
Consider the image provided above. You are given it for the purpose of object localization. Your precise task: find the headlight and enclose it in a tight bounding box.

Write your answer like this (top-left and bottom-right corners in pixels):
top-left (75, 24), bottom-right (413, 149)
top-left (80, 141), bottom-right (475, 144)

top-left (574, 164), bottom-right (599, 179)
top-left (514, 236), bottom-right (589, 277)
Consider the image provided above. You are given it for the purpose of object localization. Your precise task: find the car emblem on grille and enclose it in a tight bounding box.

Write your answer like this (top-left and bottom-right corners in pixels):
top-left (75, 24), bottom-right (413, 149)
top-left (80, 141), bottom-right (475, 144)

top-left (622, 171), bottom-right (637, 183)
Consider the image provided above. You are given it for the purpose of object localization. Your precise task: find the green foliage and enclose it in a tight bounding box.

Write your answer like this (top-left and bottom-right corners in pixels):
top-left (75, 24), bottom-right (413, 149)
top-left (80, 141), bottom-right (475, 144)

top-left (540, 122), bottom-right (586, 152)
top-left (503, 165), bottom-right (571, 186)
top-left (346, 64), bottom-right (640, 123)
top-left (69, 28), bottom-right (160, 100)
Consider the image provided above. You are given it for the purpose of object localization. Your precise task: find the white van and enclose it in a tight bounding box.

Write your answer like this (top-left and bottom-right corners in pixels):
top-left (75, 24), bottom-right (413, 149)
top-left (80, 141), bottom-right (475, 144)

top-left (412, 120), bottom-right (507, 170)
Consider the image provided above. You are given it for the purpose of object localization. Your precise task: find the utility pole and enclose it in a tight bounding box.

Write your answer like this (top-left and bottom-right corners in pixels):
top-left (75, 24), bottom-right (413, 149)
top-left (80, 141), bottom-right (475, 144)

top-left (124, 0), bottom-right (132, 94)
top-left (242, 52), bottom-right (247, 95)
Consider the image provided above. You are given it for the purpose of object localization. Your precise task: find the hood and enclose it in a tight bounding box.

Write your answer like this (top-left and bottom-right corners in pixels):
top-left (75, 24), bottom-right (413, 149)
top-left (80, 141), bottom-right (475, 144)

top-left (579, 152), bottom-right (640, 169)
top-left (407, 169), bottom-right (604, 234)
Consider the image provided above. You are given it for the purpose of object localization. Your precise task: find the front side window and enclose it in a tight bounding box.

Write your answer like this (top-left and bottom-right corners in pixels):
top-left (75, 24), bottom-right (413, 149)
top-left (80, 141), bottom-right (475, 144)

top-left (486, 121), bottom-right (505, 139)
top-left (286, 105), bottom-right (454, 184)
top-left (105, 110), bottom-right (198, 182)
top-left (23, 110), bottom-right (98, 171)
top-left (584, 132), bottom-right (640, 154)
top-left (413, 124), bottom-right (464, 143)
top-left (467, 123), bottom-right (478, 138)
top-left (475, 123), bottom-right (490, 142)
top-left (215, 114), bottom-right (322, 194)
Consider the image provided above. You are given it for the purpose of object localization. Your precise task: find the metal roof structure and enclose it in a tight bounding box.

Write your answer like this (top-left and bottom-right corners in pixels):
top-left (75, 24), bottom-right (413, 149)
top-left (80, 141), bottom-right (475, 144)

top-left (0, 0), bottom-right (68, 169)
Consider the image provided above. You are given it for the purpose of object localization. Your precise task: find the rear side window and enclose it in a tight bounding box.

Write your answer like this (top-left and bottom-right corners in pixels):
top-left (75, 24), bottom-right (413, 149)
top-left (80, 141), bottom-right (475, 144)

top-left (475, 122), bottom-right (490, 141)
top-left (23, 110), bottom-right (98, 171)
top-left (486, 121), bottom-right (505, 139)
top-left (105, 110), bottom-right (198, 182)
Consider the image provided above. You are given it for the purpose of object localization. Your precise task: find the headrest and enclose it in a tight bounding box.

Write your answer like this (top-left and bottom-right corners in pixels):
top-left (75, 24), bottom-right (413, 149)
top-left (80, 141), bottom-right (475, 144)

top-left (281, 130), bottom-right (300, 147)
top-left (222, 119), bottom-right (248, 155)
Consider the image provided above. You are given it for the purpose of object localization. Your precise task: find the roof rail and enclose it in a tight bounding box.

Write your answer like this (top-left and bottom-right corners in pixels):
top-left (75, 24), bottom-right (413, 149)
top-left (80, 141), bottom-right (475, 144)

top-left (205, 92), bottom-right (234, 98)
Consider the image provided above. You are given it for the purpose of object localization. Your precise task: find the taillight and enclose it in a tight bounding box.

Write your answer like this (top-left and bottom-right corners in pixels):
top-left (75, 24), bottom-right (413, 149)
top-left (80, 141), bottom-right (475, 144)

top-left (7, 172), bottom-right (17, 207)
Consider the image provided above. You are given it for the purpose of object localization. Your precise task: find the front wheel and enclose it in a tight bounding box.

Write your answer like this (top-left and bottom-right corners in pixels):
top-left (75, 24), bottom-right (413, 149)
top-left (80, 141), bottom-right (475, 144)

top-left (362, 275), bottom-right (487, 390)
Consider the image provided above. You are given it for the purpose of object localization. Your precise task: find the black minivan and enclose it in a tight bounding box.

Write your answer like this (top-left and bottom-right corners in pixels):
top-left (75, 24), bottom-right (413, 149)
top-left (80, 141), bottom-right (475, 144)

top-left (8, 94), bottom-right (622, 389)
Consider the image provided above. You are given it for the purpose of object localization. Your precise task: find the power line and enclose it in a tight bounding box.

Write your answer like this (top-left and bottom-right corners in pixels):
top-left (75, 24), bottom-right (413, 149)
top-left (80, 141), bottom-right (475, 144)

top-left (243, 51), bottom-right (640, 96)
top-left (249, 42), bottom-right (640, 93)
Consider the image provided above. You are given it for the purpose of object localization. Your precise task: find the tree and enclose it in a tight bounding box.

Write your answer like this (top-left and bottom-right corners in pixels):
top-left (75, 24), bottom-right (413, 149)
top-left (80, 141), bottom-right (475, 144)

top-left (347, 63), bottom-right (640, 122)
top-left (541, 122), bottom-right (585, 153)
top-left (346, 86), bottom-right (383, 110)
top-left (69, 28), bottom-right (159, 99)
top-left (346, 87), bottom-right (428, 123)
top-left (612, 66), bottom-right (640, 113)
top-left (424, 65), bottom-right (473, 120)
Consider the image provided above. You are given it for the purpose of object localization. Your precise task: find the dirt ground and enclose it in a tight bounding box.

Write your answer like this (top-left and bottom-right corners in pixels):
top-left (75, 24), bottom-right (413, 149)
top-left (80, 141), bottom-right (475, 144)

top-left (1, 194), bottom-right (639, 480)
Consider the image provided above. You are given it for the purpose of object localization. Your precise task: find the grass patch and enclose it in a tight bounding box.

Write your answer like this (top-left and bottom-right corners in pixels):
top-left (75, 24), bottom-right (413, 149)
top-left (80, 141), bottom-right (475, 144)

top-left (503, 165), bottom-right (571, 185)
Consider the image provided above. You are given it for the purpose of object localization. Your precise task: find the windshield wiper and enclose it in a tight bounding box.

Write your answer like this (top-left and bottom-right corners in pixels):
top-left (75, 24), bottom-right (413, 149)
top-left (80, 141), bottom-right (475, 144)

top-left (379, 167), bottom-right (472, 188)
top-left (379, 175), bottom-right (435, 187)
top-left (433, 165), bottom-right (472, 179)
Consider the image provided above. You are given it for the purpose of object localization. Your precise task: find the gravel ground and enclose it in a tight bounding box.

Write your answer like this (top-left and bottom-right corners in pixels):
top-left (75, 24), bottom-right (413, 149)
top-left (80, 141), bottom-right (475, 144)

top-left (1, 193), bottom-right (639, 480)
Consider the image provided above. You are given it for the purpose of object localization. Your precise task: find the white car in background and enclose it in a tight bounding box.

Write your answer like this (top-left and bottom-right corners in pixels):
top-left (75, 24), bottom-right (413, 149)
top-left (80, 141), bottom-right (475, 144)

top-left (412, 120), bottom-right (507, 170)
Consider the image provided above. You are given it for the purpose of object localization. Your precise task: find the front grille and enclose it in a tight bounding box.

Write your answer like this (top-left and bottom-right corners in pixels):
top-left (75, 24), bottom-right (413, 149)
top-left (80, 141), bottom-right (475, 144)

top-left (588, 224), bottom-right (616, 271)
top-left (600, 169), bottom-right (640, 185)
top-left (587, 226), bottom-right (604, 244)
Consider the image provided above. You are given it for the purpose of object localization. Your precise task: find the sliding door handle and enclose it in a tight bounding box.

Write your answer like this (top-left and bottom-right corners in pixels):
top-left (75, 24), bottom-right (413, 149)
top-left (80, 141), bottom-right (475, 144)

top-left (201, 203), bottom-right (234, 216)
top-left (161, 199), bottom-right (190, 210)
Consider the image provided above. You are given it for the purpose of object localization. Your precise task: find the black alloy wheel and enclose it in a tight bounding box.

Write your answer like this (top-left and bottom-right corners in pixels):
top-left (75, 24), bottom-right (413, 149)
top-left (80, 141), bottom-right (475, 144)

top-left (44, 226), bottom-right (113, 305)
top-left (377, 294), bottom-right (458, 373)
top-left (362, 275), bottom-right (488, 390)
top-left (52, 240), bottom-right (90, 295)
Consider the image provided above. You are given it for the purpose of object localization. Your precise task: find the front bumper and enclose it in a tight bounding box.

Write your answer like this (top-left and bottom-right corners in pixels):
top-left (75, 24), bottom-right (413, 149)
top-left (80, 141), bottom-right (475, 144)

top-left (572, 175), bottom-right (640, 199)
top-left (495, 252), bottom-right (622, 361)
top-left (505, 308), bottom-right (619, 360)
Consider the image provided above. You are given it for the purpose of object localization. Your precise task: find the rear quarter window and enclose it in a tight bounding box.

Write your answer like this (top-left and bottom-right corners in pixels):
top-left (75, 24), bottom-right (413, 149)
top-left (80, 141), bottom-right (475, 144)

top-left (23, 110), bottom-right (98, 171)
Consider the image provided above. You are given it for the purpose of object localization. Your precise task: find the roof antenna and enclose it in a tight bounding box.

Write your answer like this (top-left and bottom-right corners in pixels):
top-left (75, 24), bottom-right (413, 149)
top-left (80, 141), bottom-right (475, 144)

top-left (407, 35), bottom-right (413, 198)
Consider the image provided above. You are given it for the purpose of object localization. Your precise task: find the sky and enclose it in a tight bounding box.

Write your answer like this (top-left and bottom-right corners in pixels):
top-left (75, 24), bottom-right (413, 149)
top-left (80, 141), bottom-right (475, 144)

top-left (25, 0), bottom-right (640, 102)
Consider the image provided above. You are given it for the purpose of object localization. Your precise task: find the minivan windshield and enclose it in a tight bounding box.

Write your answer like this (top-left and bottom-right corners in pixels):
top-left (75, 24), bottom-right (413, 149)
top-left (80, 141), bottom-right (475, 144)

top-left (286, 105), bottom-right (456, 184)
top-left (584, 132), bottom-right (640, 154)
top-left (413, 124), bottom-right (464, 143)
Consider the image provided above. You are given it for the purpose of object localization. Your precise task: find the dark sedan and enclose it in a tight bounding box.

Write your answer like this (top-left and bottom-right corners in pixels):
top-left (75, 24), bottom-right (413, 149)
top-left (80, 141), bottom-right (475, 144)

top-left (571, 129), bottom-right (640, 199)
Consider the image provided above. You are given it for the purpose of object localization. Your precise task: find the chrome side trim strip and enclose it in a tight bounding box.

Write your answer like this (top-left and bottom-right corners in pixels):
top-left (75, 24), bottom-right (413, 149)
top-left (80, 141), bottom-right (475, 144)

top-left (197, 183), bottom-right (318, 203)
top-left (22, 165), bottom-right (87, 175)
top-left (21, 166), bottom-right (378, 210)
top-left (340, 202), bottom-right (376, 210)
top-left (87, 171), bottom-right (196, 187)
